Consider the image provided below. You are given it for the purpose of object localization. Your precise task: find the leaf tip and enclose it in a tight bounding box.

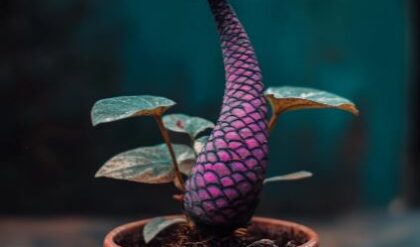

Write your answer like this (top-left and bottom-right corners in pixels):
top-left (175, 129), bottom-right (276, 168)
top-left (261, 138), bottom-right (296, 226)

top-left (90, 100), bottom-right (105, 126)
top-left (91, 119), bottom-right (99, 127)
top-left (340, 103), bottom-right (359, 116)
top-left (263, 170), bottom-right (314, 184)
top-left (94, 168), bottom-right (105, 178)
top-left (143, 217), bottom-right (186, 243)
top-left (301, 171), bottom-right (313, 178)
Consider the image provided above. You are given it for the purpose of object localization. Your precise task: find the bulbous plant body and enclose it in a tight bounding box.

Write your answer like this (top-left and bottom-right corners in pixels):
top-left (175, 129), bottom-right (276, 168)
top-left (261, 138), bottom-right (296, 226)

top-left (184, 0), bottom-right (269, 230)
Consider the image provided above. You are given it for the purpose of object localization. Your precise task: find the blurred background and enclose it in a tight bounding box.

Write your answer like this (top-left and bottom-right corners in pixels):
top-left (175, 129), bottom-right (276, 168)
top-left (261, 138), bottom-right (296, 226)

top-left (1, 0), bottom-right (419, 246)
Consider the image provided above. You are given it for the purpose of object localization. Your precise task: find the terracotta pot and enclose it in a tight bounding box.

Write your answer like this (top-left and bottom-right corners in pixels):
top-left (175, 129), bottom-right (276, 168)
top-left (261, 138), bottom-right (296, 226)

top-left (104, 215), bottom-right (319, 247)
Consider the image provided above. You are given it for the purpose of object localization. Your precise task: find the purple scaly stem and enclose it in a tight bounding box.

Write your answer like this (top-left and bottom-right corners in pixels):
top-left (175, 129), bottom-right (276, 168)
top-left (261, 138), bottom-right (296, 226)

top-left (184, 0), bottom-right (269, 230)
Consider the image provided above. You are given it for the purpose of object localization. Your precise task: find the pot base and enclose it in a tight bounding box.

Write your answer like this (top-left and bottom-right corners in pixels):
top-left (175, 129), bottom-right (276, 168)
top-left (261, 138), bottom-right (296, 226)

top-left (104, 216), bottom-right (319, 247)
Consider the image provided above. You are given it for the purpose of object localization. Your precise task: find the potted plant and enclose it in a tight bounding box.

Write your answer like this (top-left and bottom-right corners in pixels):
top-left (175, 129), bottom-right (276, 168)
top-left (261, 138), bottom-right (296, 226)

top-left (92, 0), bottom-right (358, 246)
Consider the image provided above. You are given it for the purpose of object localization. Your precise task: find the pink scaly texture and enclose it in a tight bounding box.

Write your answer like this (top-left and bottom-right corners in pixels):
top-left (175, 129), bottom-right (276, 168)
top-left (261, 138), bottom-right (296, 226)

top-left (184, 0), bottom-right (269, 229)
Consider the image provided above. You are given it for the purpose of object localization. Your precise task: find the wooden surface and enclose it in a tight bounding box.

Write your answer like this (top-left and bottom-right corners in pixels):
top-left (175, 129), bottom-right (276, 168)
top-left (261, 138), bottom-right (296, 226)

top-left (0, 212), bottom-right (419, 247)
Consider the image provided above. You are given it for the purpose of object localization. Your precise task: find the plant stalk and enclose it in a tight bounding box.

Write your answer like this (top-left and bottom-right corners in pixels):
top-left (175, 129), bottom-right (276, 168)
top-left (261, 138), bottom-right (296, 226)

top-left (154, 115), bottom-right (186, 192)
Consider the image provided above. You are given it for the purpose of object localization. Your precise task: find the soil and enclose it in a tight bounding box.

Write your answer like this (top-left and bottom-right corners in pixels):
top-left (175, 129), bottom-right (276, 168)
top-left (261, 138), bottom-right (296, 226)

top-left (115, 222), bottom-right (306, 247)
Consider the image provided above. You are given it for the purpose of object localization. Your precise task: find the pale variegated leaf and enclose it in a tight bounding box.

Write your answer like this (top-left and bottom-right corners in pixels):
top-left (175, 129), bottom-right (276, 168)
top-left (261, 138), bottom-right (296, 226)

top-left (177, 151), bottom-right (196, 176)
top-left (143, 217), bottom-right (186, 243)
top-left (265, 86), bottom-right (358, 115)
top-left (264, 171), bottom-right (313, 184)
top-left (95, 144), bottom-right (195, 184)
top-left (163, 114), bottom-right (214, 139)
top-left (194, 136), bottom-right (209, 154)
top-left (91, 95), bottom-right (176, 126)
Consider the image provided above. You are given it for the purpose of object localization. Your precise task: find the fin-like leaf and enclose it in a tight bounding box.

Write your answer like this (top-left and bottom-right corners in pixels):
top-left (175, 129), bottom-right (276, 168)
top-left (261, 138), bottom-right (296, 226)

top-left (194, 136), bottom-right (209, 154)
top-left (265, 86), bottom-right (358, 115)
top-left (143, 217), bottom-right (186, 243)
top-left (91, 95), bottom-right (176, 126)
top-left (163, 114), bottom-right (214, 139)
top-left (264, 171), bottom-right (313, 184)
top-left (95, 144), bottom-right (195, 184)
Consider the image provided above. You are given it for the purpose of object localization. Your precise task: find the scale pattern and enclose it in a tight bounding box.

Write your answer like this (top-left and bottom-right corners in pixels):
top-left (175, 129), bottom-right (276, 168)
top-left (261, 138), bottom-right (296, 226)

top-left (184, 0), bottom-right (269, 229)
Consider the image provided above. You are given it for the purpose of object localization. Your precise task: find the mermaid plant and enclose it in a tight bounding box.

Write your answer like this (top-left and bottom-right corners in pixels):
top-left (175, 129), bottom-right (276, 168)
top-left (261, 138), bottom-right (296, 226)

top-left (92, 0), bottom-right (358, 243)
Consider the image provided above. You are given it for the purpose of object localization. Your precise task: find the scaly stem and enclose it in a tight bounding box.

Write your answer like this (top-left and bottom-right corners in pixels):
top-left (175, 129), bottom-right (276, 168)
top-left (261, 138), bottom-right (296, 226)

top-left (154, 115), bottom-right (185, 192)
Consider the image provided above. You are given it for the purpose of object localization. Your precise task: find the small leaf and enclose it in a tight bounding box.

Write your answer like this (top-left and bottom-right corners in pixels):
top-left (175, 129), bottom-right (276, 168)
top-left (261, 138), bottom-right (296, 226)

top-left (194, 136), bottom-right (209, 154)
top-left (95, 144), bottom-right (195, 183)
top-left (264, 171), bottom-right (313, 184)
top-left (247, 239), bottom-right (278, 247)
top-left (91, 95), bottom-right (176, 126)
top-left (163, 114), bottom-right (215, 139)
top-left (143, 217), bottom-right (186, 243)
top-left (177, 150), bottom-right (196, 176)
top-left (265, 86), bottom-right (358, 115)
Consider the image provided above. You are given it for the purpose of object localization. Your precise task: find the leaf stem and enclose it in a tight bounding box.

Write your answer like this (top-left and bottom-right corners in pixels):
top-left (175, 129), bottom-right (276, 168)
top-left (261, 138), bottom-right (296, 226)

top-left (268, 110), bottom-right (282, 132)
top-left (154, 115), bottom-right (185, 192)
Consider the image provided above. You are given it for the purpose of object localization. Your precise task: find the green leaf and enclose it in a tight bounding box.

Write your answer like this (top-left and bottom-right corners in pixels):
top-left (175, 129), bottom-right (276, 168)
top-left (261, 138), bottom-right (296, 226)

top-left (264, 171), bottom-right (313, 184)
top-left (95, 144), bottom-right (195, 184)
top-left (194, 136), bottom-right (209, 154)
top-left (143, 217), bottom-right (186, 244)
top-left (265, 86), bottom-right (359, 115)
top-left (163, 114), bottom-right (214, 139)
top-left (91, 95), bottom-right (176, 126)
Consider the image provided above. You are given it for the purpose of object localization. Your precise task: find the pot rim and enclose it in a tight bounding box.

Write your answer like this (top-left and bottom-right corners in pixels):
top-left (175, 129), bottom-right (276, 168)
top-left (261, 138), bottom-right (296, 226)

top-left (104, 215), bottom-right (319, 247)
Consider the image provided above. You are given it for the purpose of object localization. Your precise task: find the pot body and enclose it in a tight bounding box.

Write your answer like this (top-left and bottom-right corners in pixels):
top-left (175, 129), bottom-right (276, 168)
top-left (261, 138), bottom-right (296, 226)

top-left (103, 215), bottom-right (319, 247)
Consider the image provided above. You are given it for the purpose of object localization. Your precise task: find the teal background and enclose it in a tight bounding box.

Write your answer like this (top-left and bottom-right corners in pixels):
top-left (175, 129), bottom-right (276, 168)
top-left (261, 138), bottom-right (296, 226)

top-left (99, 0), bottom-right (409, 206)
top-left (1, 0), bottom-right (411, 215)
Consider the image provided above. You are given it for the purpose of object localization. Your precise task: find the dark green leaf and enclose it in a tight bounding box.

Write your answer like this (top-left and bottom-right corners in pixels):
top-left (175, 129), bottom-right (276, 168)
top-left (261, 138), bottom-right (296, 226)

top-left (95, 144), bottom-right (195, 184)
top-left (264, 171), bottom-right (313, 184)
top-left (265, 86), bottom-right (358, 115)
top-left (143, 217), bottom-right (186, 243)
top-left (91, 95), bottom-right (176, 126)
top-left (163, 114), bottom-right (214, 139)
